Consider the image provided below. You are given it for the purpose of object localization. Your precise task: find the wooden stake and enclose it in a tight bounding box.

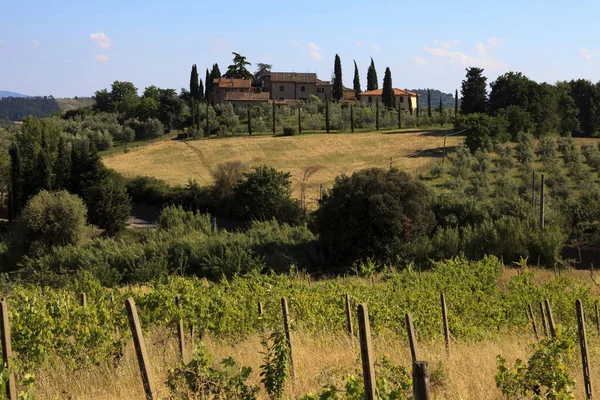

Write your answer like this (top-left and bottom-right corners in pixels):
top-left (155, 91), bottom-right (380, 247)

top-left (0, 299), bottom-right (16, 400)
top-left (81, 292), bottom-right (87, 307)
top-left (406, 313), bottom-right (419, 362)
top-left (258, 301), bottom-right (264, 316)
top-left (345, 294), bottom-right (354, 340)
top-left (440, 293), bottom-right (450, 355)
top-left (357, 304), bottom-right (376, 400)
top-left (175, 297), bottom-right (185, 362)
top-left (281, 297), bottom-right (295, 378)
top-left (412, 361), bottom-right (431, 400)
top-left (576, 299), bottom-right (593, 399)
top-left (545, 299), bottom-right (556, 338)
top-left (125, 298), bottom-right (155, 400)
top-left (540, 302), bottom-right (549, 337)
top-left (527, 304), bottom-right (539, 340)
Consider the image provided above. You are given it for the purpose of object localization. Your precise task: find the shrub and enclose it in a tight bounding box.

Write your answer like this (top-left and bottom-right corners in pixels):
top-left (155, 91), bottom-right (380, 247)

top-left (456, 113), bottom-right (508, 152)
top-left (314, 168), bottom-right (436, 267)
top-left (282, 126), bottom-right (298, 136)
top-left (537, 136), bottom-right (557, 164)
top-left (305, 114), bottom-right (323, 132)
top-left (143, 118), bottom-right (165, 138)
top-left (515, 132), bottom-right (534, 167)
top-left (85, 170), bottom-right (132, 235)
top-left (448, 145), bottom-right (472, 180)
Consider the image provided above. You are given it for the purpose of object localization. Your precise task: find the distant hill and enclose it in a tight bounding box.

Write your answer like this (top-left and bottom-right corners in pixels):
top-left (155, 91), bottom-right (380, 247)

top-left (0, 96), bottom-right (95, 121)
top-left (0, 91), bottom-right (28, 99)
top-left (412, 89), bottom-right (458, 110)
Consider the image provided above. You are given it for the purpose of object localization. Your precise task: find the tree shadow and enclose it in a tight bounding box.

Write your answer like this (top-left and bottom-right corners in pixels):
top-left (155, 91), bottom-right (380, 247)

top-left (406, 145), bottom-right (460, 159)
top-left (381, 129), bottom-right (454, 137)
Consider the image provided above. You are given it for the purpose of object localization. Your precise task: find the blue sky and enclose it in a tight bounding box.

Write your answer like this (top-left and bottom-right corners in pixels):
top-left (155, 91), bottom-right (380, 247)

top-left (1, 0), bottom-right (600, 97)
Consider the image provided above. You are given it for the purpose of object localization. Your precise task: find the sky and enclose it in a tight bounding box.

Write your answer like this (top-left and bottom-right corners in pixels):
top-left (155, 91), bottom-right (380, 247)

top-left (2, 0), bottom-right (600, 98)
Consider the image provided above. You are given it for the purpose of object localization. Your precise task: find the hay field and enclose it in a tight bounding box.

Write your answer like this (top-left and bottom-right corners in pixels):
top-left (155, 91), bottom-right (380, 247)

top-left (103, 129), bottom-right (463, 199)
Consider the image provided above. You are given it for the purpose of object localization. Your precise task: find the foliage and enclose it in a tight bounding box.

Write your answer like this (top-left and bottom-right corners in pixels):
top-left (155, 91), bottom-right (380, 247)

top-left (85, 169), bottom-right (132, 235)
top-left (332, 54), bottom-right (344, 102)
top-left (366, 58), bottom-right (378, 91)
top-left (460, 67), bottom-right (487, 114)
top-left (224, 52), bottom-right (253, 80)
top-left (0, 96), bottom-right (60, 121)
top-left (282, 126), bottom-right (298, 136)
top-left (381, 68), bottom-right (394, 108)
top-left (260, 330), bottom-right (289, 399)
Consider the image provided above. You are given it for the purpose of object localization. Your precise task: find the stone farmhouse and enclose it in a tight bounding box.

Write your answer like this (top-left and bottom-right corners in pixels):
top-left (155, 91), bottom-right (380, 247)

top-left (263, 72), bottom-right (332, 103)
top-left (359, 88), bottom-right (418, 110)
top-left (211, 78), bottom-right (270, 108)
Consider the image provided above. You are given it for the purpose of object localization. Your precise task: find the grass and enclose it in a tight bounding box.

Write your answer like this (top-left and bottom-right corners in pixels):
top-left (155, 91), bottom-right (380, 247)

top-left (103, 127), bottom-right (463, 199)
top-left (32, 268), bottom-right (600, 399)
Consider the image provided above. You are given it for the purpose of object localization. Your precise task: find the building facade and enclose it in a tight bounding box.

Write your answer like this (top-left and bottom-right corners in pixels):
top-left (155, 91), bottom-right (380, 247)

top-left (211, 78), bottom-right (269, 108)
top-left (359, 88), bottom-right (418, 110)
top-left (264, 72), bottom-right (332, 102)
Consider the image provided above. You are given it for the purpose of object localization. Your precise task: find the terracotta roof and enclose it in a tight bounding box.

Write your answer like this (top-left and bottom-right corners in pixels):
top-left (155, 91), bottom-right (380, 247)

top-left (213, 78), bottom-right (252, 89)
top-left (359, 88), bottom-right (418, 96)
top-left (223, 92), bottom-right (270, 101)
top-left (268, 72), bottom-right (318, 83)
top-left (317, 79), bottom-right (331, 86)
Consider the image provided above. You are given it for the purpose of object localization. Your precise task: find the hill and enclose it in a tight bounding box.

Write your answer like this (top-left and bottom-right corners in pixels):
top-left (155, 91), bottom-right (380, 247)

top-left (0, 91), bottom-right (28, 98)
top-left (103, 128), bottom-right (463, 201)
top-left (0, 96), bottom-right (95, 120)
top-left (56, 97), bottom-right (95, 111)
top-left (413, 89), bottom-right (457, 109)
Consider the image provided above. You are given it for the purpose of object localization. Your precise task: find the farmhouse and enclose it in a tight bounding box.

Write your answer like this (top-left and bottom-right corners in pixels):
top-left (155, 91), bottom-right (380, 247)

top-left (264, 72), bottom-right (332, 102)
top-left (211, 78), bottom-right (269, 107)
top-left (359, 88), bottom-right (418, 110)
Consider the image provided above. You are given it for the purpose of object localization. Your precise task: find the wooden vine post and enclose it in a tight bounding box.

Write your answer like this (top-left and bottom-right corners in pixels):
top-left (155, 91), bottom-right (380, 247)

top-left (272, 101), bottom-right (276, 135)
top-left (440, 293), bottom-right (450, 355)
top-left (345, 294), bottom-right (354, 340)
top-left (544, 299), bottom-right (556, 338)
top-left (406, 313), bottom-right (420, 362)
top-left (81, 292), bottom-right (87, 307)
top-left (576, 299), bottom-right (593, 399)
top-left (527, 304), bottom-right (539, 340)
top-left (247, 107), bottom-right (252, 135)
top-left (0, 299), bottom-right (16, 400)
top-left (357, 304), bottom-right (376, 400)
top-left (413, 361), bottom-right (431, 400)
top-left (325, 94), bottom-right (330, 133)
top-left (175, 296), bottom-right (185, 362)
top-left (539, 302), bottom-right (549, 337)
top-left (125, 298), bottom-right (155, 400)
top-left (258, 301), bottom-right (264, 316)
top-left (298, 106), bottom-right (302, 134)
top-left (281, 297), bottom-right (295, 378)
top-left (375, 98), bottom-right (380, 131)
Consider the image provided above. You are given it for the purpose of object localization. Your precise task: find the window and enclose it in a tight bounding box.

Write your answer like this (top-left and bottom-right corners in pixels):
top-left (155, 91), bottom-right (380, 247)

top-left (239, 89), bottom-right (245, 92)
top-left (400, 96), bottom-right (404, 103)
top-left (301, 86), bottom-right (306, 92)
top-left (368, 96), bottom-right (373, 103)
top-left (280, 86), bottom-right (284, 92)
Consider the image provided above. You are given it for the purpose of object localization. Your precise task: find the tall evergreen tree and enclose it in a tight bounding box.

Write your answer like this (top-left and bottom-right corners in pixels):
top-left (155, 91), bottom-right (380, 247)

top-left (367, 58), bottom-right (378, 91)
top-left (212, 63), bottom-right (221, 78)
top-left (224, 52), bottom-right (252, 80)
top-left (332, 54), bottom-right (344, 102)
top-left (460, 67), bottom-right (488, 114)
top-left (199, 79), bottom-right (205, 101)
top-left (205, 69), bottom-right (211, 102)
top-left (427, 89), bottom-right (432, 117)
top-left (439, 96), bottom-right (443, 115)
top-left (353, 60), bottom-right (361, 99)
top-left (381, 67), bottom-right (394, 108)
top-left (455, 89), bottom-right (459, 115)
top-left (190, 64), bottom-right (199, 101)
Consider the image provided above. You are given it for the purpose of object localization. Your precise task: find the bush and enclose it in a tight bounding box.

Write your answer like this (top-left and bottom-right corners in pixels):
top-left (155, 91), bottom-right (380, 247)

top-left (85, 170), bottom-right (132, 235)
top-left (282, 126), bottom-right (298, 136)
top-left (314, 168), bottom-right (436, 267)
top-left (305, 114), bottom-right (323, 132)
top-left (143, 118), bottom-right (165, 138)
top-left (537, 136), bottom-right (557, 164)
top-left (14, 190), bottom-right (89, 257)
top-left (456, 113), bottom-right (509, 152)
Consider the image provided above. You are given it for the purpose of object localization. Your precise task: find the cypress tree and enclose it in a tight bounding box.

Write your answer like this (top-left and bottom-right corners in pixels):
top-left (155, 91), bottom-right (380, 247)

top-left (190, 64), bottom-right (199, 101)
top-left (212, 63), bottom-right (221, 78)
top-left (199, 79), bottom-right (204, 101)
top-left (248, 107), bottom-right (252, 136)
top-left (460, 66), bottom-right (487, 114)
top-left (332, 54), bottom-right (343, 102)
top-left (376, 98), bottom-right (380, 130)
top-left (205, 69), bottom-right (211, 103)
top-left (54, 137), bottom-right (71, 190)
top-left (427, 89), bottom-right (432, 117)
top-left (353, 60), bottom-right (361, 99)
top-left (325, 94), bottom-right (330, 133)
top-left (381, 67), bottom-right (394, 108)
top-left (455, 89), bottom-right (459, 115)
top-left (367, 58), bottom-right (378, 91)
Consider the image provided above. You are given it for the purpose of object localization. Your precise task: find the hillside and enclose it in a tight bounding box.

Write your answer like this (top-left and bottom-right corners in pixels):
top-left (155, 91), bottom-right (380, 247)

top-left (103, 128), bottom-right (463, 201)
top-left (56, 97), bottom-right (95, 111)
top-left (413, 88), bottom-right (457, 109)
top-left (0, 91), bottom-right (27, 98)
top-left (0, 96), bottom-right (94, 120)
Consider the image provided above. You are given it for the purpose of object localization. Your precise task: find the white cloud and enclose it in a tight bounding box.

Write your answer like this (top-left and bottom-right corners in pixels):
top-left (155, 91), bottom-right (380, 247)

top-left (307, 42), bottom-right (323, 61)
top-left (210, 38), bottom-right (230, 53)
top-left (371, 44), bottom-right (380, 52)
top-left (94, 54), bottom-right (109, 62)
top-left (424, 38), bottom-right (507, 70)
top-left (410, 55), bottom-right (426, 67)
top-left (580, 48), bottom-right (600, 60)
top-left (434, 40), bottom-right (461, 49)
top-left (90, 32), bottom-right (113, 50)
top-left (356, 42), bottom-right (365, 47)
top-left (289, 41), bottom-right (301, 47)
top-left (32, 40), bottom-right (39, 46)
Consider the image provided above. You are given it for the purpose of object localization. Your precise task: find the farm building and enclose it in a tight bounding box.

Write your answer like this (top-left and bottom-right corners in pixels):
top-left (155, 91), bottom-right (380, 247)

top-left (359, 88), bottom-right (418, 110)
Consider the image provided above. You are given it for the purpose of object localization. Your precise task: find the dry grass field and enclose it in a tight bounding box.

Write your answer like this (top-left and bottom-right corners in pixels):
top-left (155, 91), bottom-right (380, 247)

top-left (103, 129), bottom-right (463, 199)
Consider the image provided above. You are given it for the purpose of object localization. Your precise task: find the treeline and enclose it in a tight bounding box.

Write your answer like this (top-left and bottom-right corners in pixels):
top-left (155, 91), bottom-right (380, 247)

top-left (0, 96), bottom-right (60, 120)
top-left (414, 88), bottom-right (456, 109)
top-left (458, 68), bottom-right (600, 150)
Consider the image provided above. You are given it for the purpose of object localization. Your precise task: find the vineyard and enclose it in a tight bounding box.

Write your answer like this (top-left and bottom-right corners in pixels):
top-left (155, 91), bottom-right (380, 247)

top-left (0, 257), bottom-right (598, 399)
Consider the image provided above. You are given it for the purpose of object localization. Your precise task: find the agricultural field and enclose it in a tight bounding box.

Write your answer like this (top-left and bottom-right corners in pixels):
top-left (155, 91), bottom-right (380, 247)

top-left (103, 128), bottom-right (462, 199)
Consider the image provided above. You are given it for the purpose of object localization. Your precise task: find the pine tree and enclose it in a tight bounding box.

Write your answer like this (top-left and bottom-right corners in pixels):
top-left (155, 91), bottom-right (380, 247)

top-left (460, 67), bottom-right (487, 114)
top-left (455, 89), bottom-right (459, 115)
top-left (427, 89), bottom-right (432, 117)
top-left (367, 58), bottom-right (378, 91)
top-left (190, 64), bottom-right (199, 101)
top-left (353, 60), bottom-right (361, 99)
top-left (332, 54), bottom-right (344, 102)
top-left (381, 67), bottom-right (394, 108)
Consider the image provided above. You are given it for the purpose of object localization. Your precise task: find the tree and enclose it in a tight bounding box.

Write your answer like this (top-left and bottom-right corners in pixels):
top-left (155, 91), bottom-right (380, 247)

top-left (86, 169), bottom-right (131, 235)
top-left (233, 165), bottom-right (302, 224)
top-left (332, 54), bottom-right (344, 102)
top-left (111, 81), bottom-right (140, 118)
top-left (556, 82), bottom-right (580, 136)
top-left (460, 67), bottom-right (488, 114)
top-left (16, 190), bottom-right (89, 256)
top-left (353, 60), bottom-right (361, 99)
top-left (253, 63), bottom-right (272, 90)
top-left (198, 79), bottom-right (204, 101)
top-left (190, 64), bottom-right (200, 101)
top-left (93, 89), bottom-right (113, 113)
top-left (569, 79), bottom-right (599, 136)
top-left (314, 168), bottom-right (436, 266)
top-left (455, 89), bottom-right (459, 115)
top-left (427, 89), bottom-right (432, 117)
top-left (381, 67), bottom-right (394, 108)
top-left (157, 88), bottom-right (183, 132)
top-left (367, 58), bottom-right (378, 91)
top-left (439, 96), bottom-right (443, 114)
top-left (224, 52), bottom-right (252, 80)
top-left (205, 69), bottom-right (211, 102)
